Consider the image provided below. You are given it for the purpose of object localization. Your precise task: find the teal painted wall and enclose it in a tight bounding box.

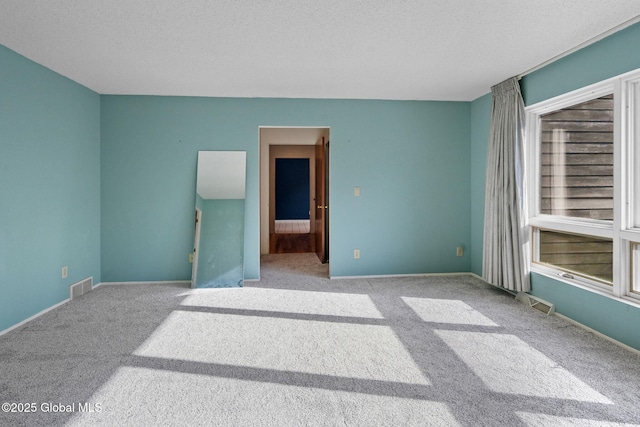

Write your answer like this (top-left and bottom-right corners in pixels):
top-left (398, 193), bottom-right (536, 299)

top-left (0, 46), bottom-right (101, 331)
top-left (521, 22), bottom-right (640, 106)
top-left (530, 273), bottom-right (640, 349)
top-left (470, 93), bottom-right (491, 276)
top-left (196, 199), bottom-right (244, 288)
top-left (100, 97), bottom-right (471, 280)
top-left (470, 22), bottom-right (640, 349)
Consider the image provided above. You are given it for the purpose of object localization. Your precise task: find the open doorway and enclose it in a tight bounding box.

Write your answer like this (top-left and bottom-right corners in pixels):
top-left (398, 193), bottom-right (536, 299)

top-left (259, 127), bottom-right (330, 264)
top-left (272, 158), bottom-right (312, 253)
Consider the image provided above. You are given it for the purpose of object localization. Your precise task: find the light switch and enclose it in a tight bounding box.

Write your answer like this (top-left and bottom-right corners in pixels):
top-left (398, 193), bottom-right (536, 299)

top-left (354, 187), bottom-right (361, 197)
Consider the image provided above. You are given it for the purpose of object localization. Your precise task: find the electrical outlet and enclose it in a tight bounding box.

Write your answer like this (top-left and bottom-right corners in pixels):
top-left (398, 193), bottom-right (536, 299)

top-left (61, 266), bottom-right (68, 279)
top-left (456, 246), bottom-right (464, 257)
top-left (354, 249), bottom-right (360, 259)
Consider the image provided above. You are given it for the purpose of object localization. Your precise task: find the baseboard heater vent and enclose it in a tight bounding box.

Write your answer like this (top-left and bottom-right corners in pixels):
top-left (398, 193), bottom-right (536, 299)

top-left (515, 292), bottom-right (555, 315)
top-left (69, 277), bottom-right (93, 300)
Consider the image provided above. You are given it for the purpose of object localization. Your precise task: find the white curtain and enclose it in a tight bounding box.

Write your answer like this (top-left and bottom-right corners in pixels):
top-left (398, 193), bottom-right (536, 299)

top-left (482, 77), bottom-right (530, 293)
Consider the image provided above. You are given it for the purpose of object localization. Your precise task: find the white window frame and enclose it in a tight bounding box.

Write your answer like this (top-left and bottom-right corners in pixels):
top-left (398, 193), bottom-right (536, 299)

top-left (525, 69), bottom-right (640, 305)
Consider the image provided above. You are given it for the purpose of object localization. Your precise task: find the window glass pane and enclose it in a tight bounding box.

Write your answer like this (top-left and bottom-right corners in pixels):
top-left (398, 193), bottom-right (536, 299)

top-left (633, 82), bottom-right (640, 228)
top-left (633, 243), bottom-right (640, 295)
top-left (536, 229), bottom-right (613, 284)
top-left (539, 95), bottom-right (614, 221)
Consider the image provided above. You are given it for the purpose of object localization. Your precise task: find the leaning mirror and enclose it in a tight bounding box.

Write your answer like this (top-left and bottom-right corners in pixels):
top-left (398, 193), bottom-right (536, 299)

top-left (192, 151), bottom-right (246, 288)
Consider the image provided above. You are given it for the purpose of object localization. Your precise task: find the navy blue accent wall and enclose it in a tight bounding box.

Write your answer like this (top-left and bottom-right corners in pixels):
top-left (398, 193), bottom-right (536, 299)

top-left (275, 158), bottom-right (310, 220)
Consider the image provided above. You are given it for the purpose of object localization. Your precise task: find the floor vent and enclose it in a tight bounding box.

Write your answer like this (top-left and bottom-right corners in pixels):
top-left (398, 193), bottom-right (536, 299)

top-left (69, 277), bottom-right (93, 300)
top-left (515, 292), bottom-right (555, 315)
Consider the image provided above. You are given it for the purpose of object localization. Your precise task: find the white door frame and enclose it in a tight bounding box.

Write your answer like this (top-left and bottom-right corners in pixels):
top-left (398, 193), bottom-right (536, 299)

top-left (259, 126), bottom-right (330, 255)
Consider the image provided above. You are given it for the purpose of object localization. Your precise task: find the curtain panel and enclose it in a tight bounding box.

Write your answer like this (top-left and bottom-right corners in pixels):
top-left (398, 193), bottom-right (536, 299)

top-left (482, 77), bottom-right (530, 293)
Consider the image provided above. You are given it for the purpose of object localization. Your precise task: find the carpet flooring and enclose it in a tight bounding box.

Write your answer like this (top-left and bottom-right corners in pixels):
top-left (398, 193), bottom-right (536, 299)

top-left (1, 253), bottom-right (639, 426)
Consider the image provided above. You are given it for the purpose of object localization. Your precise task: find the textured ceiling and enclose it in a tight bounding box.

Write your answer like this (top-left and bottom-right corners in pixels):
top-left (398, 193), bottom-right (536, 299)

top-left (2, 1), bottom-right (640, 101)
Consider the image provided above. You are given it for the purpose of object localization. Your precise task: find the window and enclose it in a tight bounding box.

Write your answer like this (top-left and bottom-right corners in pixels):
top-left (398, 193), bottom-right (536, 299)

top-left (633, 243), bottom-right (640, 295)
top-left (534, 229), bottom-right (613, 285)
top-left (526, 71), bottom-right (640, 303)
top-left (631, 243), bottom-right (640, 296)
top-left (539, 95), bottom-right (614, 221)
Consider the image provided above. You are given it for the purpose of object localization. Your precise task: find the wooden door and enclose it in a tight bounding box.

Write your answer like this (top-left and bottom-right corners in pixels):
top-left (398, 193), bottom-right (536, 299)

top-left (315, 137), bottom-right (328, 263)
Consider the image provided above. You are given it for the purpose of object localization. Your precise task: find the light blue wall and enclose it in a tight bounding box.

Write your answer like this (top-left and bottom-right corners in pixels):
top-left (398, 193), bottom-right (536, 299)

top-left (521, 22), bottom-right (640, 106)
top-left (531, 273), bottom-right (640, 349)
top-left (470, 22), bottom-right (640, 350)
top-left (470, 93), bottom-right (491, 276)
top-left (0, 46), bottom-right (101, 332)
top-left (100, 97), bottom-right (471, 280)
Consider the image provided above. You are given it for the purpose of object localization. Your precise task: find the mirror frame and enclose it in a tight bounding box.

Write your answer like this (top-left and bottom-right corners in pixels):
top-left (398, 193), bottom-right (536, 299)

top-left (192, 151), bottom-right (246, 288)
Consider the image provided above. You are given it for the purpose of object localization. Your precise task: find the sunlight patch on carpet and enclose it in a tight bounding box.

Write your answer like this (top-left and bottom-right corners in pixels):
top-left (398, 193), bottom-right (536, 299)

top-left (402, 297), bottom-right (499, 326)
top-left (435, 331), bottom-right (612, 403)
top-left (67, 367), bottom-right (457, 426)
top-left (182, 287), bottom-right (384, 318)
top-left (134, 310), bottom-right (429, 385)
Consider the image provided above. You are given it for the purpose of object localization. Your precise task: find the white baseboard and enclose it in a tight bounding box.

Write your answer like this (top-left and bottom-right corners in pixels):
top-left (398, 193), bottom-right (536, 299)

top-left (330, 272), bottom-right (474, 280)
top-left (554, 312), bottom-right (640, 355)
top-left (0, 298), bottom-right (70, 337)
top-left (100, 280), bottom-right (191, 286)
top-left (469, 272), bottom-right (484, 281)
